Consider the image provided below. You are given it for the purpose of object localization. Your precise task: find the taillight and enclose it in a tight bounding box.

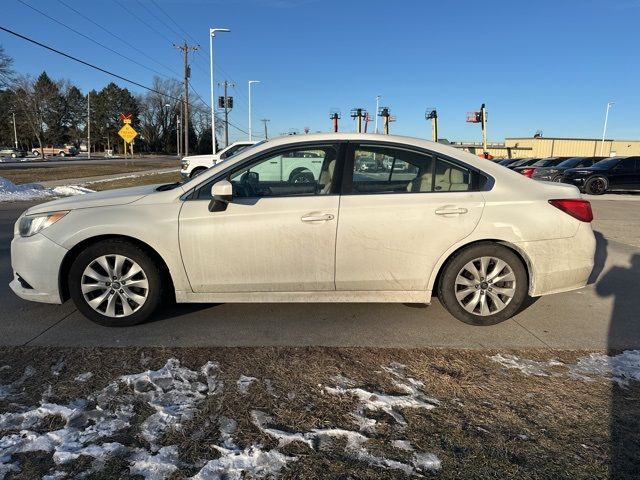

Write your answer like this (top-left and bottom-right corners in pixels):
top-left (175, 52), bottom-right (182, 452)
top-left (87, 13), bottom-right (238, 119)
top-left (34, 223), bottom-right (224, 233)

top-left (549, 199), bottom-right (593, 222)
top-left (521, 168), bottom-right (535, 178)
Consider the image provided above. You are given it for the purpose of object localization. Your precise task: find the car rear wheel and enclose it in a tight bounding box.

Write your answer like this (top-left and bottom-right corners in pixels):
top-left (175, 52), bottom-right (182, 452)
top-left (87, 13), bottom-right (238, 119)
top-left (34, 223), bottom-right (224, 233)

top-left (32, 150), bottom-right (40, 157)
top-left (59, 152), bottom-right (66, 157)
top-left (69, 239), bottom-right (164, 327)
top-left (437, 243), bottom-right (529, 326)
top-left (584, 176), bottom-right (608, 195)
top-left (552, 175), bottom-right (563, 182)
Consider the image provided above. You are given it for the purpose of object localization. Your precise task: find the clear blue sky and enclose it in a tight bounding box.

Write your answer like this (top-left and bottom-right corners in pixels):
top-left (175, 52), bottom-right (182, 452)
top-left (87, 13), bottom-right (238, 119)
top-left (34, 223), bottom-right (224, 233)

top-left (2, 0), bottom-right (639, 143)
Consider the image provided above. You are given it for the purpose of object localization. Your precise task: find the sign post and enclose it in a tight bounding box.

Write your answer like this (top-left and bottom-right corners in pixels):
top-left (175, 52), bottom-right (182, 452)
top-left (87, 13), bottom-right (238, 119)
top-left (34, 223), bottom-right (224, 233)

top-left (118, 117), bottom-right (138, 159)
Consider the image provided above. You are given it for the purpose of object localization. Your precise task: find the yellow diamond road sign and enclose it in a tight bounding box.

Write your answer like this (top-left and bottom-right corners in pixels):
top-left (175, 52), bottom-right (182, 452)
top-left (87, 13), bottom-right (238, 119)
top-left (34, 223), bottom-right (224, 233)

top-left (118, 124), bottom-right (138, 143)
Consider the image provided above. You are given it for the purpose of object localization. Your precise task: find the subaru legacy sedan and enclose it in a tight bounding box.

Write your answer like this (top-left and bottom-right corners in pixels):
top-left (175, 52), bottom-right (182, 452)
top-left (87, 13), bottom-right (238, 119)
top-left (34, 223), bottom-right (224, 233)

top-left (10, 134), bottom-right (596, 327)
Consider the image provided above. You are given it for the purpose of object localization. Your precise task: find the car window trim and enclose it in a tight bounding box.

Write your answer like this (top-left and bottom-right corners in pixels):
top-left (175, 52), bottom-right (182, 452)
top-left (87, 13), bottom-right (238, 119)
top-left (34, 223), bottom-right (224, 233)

top-left (341, 141), bottom-right (491, 196)
top-left (184, 140), bottom-right (347, 201)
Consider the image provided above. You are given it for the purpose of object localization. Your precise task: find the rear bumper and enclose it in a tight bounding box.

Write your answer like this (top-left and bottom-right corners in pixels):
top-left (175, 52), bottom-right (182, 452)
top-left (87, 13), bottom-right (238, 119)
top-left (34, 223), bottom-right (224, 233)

top-left (515, 222), bottom-right (596, 297)
top-left (10, 233), bottom-right (67, 304)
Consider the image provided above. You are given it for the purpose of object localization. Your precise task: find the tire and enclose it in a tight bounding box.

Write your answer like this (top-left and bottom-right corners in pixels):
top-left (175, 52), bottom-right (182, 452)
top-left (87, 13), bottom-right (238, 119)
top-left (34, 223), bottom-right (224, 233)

top-left (59, 152), bottom-right (66, 157)
top-left (190, 167), bottom-right (206, 178)
top-left (584, 176), bottom-right (608, 195)
top-left (11, 153), bottom-right (16, 158)
top-left (32, 150), bottom-right (40, 157)
top-left (437, 242), bottom-right (529, 326)
top-left (289, 168), bottom-right (314, 184)
top-left (68, 239), bottom-right (165, 327)
top-left (552, 175), bottom-right (562, 183)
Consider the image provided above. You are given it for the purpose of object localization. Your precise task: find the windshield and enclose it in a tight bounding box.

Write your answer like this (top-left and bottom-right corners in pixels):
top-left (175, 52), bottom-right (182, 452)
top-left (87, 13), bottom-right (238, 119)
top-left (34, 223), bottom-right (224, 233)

top-left (590, 158), bottom-right (620, 170)
top-left (555, 157), bottom-right (583, 168)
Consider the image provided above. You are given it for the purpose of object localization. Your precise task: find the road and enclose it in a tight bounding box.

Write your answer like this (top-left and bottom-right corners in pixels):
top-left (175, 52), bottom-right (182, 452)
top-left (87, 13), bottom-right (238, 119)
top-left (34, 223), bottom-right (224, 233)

top-left (1, 198), bottom-right (639, 349)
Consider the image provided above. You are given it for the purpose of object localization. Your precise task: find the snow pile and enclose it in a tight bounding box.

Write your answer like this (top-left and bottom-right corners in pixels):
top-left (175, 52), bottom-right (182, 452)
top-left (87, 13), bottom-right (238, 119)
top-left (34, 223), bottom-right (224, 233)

top-left (490, 350), bottom-right (640, 385)
top-left (0, 359), bottom-right (222, 478)
top-left (0, 176), bottom-right (93, 201)
top-left (192, 415), bottom-right (297, 479)
top-left (251, 363), bottom-right (442, 476)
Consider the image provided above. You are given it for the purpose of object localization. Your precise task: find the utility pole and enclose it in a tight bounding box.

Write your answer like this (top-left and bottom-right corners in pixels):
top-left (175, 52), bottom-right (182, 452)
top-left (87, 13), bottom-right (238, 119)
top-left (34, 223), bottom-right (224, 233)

top-left (218, 81), bottom-right (235, 147)
top-left (374, 95), bottom-right (380, 133)
top-left (329, 110), bottom-right (341, 133)
top-left (12, 112), bottom-right (18, 150)
top-left (260, 118), bottom-right (270, 139)
top-left (87, 93), bottom-right (91, 159)
top-left (174, 42), bottom-right (199, 157)
top-left (378, 107), bottom-right (391, 134)
top-left (425, 108), bottom-right (438, 142)
top-left (600, 101), bottom-right (615, 156)
top-left (350, 108), bottom-right (367, 133)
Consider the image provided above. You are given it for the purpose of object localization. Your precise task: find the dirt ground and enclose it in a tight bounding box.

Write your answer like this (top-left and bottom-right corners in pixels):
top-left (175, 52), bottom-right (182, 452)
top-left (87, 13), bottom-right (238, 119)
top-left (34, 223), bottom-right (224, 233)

top-left (0, 347), bottom-right (637, 479)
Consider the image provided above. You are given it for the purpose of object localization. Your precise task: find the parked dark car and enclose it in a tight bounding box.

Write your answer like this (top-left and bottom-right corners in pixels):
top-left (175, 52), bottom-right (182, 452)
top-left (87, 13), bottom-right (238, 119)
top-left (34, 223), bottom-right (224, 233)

top-left (532, 156), bottom-right (606, 182)
top-left (506, 158), bottom-right (539, 170)
top-left (497, 158), bottom-right (522, 167)
top-left (0, 147), bottom-right (27, 158)
top-left (562, 156), bottom-right (640, 195)
top-left (513, 157), bottom-right (571, 178)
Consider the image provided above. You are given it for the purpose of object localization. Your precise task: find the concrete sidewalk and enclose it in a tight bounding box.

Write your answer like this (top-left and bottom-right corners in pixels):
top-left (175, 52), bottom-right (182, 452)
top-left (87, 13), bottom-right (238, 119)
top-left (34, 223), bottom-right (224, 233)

top-left (37, 167), bottom-right (179, 188)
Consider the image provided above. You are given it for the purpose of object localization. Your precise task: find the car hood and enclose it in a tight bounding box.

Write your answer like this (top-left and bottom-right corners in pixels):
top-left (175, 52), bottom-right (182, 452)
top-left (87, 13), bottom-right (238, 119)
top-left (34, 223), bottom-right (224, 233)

top-left (183, 154), bottom-right (218, 162)
top-left (26, 183), bottom-right (162, 215)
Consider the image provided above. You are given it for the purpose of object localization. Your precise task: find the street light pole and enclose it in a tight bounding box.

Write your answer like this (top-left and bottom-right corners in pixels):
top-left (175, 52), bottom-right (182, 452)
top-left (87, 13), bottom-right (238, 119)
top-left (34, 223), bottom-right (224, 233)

top-left (374, 95), bottom-right (380, 133)
top-left (209, 27), bottom-right (230, 155)
top-left (12, 112), bottom-right (18, 150)
top-left (600, 101), bottom-right (615, 156)
top-left (248, 80), bottom-right (260, 141)
top-left (87, 93), bottom-right (91, 159)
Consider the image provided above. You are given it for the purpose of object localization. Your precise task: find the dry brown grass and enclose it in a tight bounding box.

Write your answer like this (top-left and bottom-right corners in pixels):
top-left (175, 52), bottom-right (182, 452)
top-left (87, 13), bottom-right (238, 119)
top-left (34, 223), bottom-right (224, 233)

top-left (89, 172), bottom-right (182, 191)
top-left (1, 160), bottom-right (177, 184)
top-left (0, 347), bottom-right (637, 479)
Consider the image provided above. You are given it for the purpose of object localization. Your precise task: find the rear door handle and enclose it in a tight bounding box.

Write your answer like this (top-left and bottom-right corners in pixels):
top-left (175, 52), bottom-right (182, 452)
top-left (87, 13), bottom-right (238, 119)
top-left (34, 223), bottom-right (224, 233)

top-left (435, 207), bottom-right (468, 216)
top-left (301, 213), bottom-right (335, 222)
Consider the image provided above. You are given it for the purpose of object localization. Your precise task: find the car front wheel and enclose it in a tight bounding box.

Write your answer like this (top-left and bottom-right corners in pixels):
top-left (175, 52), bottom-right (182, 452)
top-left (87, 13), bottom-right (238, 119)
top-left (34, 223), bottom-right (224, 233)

top-left (68, 239), bottom-right (164, 326)
top-left (437, 243), bottom-right (529, 326)
top-left (584, 176), bottom-right (608, 195)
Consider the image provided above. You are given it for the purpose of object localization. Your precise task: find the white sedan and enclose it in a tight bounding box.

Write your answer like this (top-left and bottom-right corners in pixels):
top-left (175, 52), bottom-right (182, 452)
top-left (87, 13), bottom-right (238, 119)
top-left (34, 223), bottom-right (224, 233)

top-left (10, 134), bottom-right (596, 327)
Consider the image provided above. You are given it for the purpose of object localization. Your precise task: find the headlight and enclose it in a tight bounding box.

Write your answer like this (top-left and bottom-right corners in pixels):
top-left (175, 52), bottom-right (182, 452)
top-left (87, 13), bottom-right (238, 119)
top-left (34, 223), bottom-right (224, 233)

top-left (181, 161), bottom-right (189, 169)
top-left (18, 211), bottom-right (69, 237)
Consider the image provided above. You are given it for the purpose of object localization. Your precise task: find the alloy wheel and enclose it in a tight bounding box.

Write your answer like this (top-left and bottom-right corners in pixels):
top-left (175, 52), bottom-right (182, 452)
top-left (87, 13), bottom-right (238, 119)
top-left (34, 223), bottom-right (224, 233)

top-left (454, 256), bottom-right (516, 316)
top-left (81, 254), bottom-right (149, 318)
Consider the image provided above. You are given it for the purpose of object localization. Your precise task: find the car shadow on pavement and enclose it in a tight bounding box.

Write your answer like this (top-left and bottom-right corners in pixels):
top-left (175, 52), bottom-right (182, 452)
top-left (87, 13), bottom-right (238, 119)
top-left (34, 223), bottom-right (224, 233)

top-left (588, 231), bottom-right (608, 285)
top-left (145, 302), bottom-right (222, 324)
top-left (597, 248), bottom-right (640, 477)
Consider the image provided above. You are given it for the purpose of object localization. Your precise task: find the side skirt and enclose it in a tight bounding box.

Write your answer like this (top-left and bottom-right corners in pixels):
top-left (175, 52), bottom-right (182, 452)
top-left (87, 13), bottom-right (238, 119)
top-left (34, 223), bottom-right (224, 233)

top-left (175, 290), bottom-right (432, 304)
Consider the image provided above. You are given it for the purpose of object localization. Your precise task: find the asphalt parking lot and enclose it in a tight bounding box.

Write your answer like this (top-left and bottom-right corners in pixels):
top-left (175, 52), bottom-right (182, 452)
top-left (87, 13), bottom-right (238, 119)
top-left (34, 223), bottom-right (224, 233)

top-left (1, 197), bottom-right (639, 349)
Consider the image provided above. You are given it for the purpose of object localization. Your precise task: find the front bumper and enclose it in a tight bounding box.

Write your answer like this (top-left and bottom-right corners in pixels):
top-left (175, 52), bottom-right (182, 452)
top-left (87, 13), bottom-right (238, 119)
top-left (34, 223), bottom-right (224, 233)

top-left (9, 232), bottom-right (68, 304)
top-left (180, 171), bottom-right (190, 179)
top-left (561, 176), bottom-right (587, 189)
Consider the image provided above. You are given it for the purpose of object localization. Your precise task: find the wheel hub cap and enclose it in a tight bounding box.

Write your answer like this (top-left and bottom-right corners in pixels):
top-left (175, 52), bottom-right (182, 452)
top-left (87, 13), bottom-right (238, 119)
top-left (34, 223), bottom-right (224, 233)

top-left (454, 256), bottom-right (516, 316)
top-left (81, 254), bottom-right (149, 318)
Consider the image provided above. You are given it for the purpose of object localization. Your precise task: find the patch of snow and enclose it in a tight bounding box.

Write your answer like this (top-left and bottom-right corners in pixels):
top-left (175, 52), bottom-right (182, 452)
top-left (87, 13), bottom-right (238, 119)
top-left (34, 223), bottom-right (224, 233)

top-left (129, 445), bottom-right (180, 480)
top-left (391, 439), bottom-right (414, 451)
top-left (192, 446), bottom-right (296, 480)
top-left (491, 350), bottom-right (640, 385)
top-left (237, 375), bottom-right (257, 394)
top-left (0, 176), bottom-right (94, 202)
top-left (51, 359), bottom-right (65, 376)
top-left (0, 365), bottom-right (34, 400)
top-left (74, 372), bottom-right (94, 382)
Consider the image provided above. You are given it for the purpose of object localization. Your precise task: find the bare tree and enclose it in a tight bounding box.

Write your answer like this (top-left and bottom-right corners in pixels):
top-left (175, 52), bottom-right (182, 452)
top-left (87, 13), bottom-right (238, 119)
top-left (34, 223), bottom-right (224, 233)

top-left (138, 77), bottom-right (182, 153)
top-left (0, 45), bottom-right (14, 87)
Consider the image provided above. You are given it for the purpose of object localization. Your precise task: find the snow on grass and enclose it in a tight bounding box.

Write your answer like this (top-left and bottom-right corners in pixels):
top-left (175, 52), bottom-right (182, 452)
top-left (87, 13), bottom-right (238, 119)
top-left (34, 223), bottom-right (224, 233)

top-left (236, 375), bottom-right (257, 394)
top-left (490, 350), bottom-right (640, 385)
top-left (0, 366), bottom-right (34, 400)
top-left (0, 176), bottom-right (93, 202)
top-left (252, 364), bottom-right (442, 476)
top-left (0, 359), bottom-right (222, 478)
top-left (74, 372), bottom-right (93, 383)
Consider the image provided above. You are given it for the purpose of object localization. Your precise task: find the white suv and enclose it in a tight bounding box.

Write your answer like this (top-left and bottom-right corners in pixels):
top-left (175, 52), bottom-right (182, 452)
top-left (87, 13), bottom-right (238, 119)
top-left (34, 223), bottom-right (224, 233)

top-left (180, 141), bottom-right (256, 178)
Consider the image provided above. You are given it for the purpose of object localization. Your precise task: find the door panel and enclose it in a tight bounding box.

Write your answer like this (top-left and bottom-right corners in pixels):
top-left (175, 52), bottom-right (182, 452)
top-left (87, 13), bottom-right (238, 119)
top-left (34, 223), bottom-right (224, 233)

top-left (179, 196), bottom-right (339, 292)
top-left (335, 192), bottom-right (484, 291)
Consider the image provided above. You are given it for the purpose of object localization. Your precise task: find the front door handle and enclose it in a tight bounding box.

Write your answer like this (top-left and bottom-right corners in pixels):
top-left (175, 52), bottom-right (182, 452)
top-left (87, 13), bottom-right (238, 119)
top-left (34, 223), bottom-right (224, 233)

top-left (435, 207), bottom-right (468, 216)
top-left (301, 213), bottom-right (335, 222)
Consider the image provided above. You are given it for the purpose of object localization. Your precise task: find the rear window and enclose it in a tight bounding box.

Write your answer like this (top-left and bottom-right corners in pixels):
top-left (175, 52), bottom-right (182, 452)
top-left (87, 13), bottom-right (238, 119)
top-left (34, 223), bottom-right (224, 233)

top-left (591, 158), bottom-right (620, 170)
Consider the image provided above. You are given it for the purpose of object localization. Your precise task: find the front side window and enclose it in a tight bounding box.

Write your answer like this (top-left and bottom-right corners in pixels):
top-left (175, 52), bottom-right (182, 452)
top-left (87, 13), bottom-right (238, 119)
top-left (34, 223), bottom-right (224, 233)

top-left (350, 145), bottom-right (474, 194)
top-left (226, 145), bottom-right (338, 198)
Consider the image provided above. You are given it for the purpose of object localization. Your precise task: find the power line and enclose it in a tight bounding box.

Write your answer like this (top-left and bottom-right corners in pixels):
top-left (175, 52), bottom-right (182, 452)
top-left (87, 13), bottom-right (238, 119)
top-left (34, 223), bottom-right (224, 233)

top-left (0, 25), bottom-right (199, 106)
top-left (112, 0), bottom-right (175, 45)
top-left (15, 0), bottom-right (175, 81)
top-left (136, 0), bottom-right (186, 41)
top-left (148, 0), bottom-right (200, 46)
top-left (55, 0), bottom-right (179, 78)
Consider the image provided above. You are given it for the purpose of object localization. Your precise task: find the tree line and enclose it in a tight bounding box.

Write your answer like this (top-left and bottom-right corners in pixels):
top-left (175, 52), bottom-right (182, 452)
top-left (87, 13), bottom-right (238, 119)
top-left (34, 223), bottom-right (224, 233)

top-left (0, 45), bottom-right (217, 157)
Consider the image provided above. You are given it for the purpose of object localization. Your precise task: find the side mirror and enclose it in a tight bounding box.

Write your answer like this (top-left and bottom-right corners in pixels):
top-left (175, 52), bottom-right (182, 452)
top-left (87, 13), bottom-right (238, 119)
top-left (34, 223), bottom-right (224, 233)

top-left (208, 180), bottom-right (233, 212)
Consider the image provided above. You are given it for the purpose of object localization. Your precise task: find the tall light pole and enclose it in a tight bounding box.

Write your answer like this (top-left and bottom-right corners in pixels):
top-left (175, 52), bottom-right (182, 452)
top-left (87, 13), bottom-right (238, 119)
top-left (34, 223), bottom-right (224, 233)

top-left (374, 95), bottom-right (380, 133)
top-left (600, 101), bottom-right (615, 156)
top-left (86, 93), bottom-right (90, 159)
top-left (12, 112), bottom-right (18, 150)
top-left (209, 27), bottom-right (230, 154)
top-left (248, 80), bottom-right (260, 141)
